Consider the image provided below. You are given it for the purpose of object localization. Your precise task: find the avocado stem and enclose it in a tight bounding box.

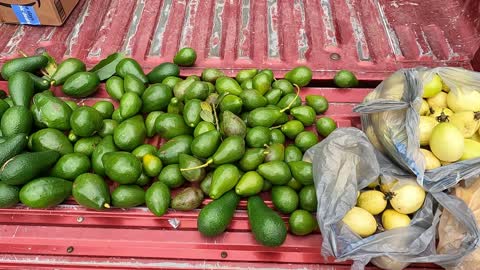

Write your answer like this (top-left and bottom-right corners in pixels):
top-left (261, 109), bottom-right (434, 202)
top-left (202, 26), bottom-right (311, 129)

top-left (180, 159), bottom-right (213, 172)
top-left (279, 84), bottom-right (300, 113)
top-left (104, 203), bottom-right (111, 209)
top-left (211, 101), bottom-right (220, 131)
top-left (269, 125), bottom-right (282, 130)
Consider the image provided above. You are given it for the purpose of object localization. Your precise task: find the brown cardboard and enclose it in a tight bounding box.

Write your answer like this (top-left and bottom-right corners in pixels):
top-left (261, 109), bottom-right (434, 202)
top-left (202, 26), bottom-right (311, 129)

top-left (0, 0), bottom-right (79, 26)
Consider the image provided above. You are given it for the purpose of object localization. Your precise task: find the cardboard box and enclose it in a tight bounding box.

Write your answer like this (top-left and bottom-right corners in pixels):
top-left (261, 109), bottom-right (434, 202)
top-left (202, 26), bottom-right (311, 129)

top-left (0, 0), bottom-right (79, 26)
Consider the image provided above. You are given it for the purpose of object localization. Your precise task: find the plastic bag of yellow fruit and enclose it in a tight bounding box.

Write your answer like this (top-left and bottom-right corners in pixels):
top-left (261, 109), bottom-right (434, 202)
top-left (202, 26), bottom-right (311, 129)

top-left (354, 67), bottom-right (480, 192)
top-left (304, 128), bottom-right (479, 270)
top-left (437, 179), bottom-right (480, 270)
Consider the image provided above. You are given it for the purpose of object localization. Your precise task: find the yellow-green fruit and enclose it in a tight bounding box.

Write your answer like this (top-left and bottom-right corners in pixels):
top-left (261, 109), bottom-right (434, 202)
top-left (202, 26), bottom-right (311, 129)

top-left (427, 91), bottom-right (448, 109)
top-left (357, 190), bottom-right (387, 215)
top-left (422, 74), bottom-right (443, 98)
top-left (420, 148), bottom-right (441, 170)
top-left (447, 88), bottom-right (480, 112)
top-left (342, 207), bottom-right (377, 238)
top-left (442, 80), bottom-right (450, 92)
top-left (382, 209), bottom-right (411, 230)
top-left (460, 139), bottom-right (480, 161)
top-left (429, 122), bottom-right (464, 162)
top-left (389, 181), bottom-right (426, 214)
top-left (419, 116), bottom-right (438, 146)
top-left (470, 131), bottom-right (480, 143)
top-left (449, 111), bottom-right (480, 138)
top-left (367, 178), bottom-right (380, 188)
top-left (419, 99), bottom-right (430, 116)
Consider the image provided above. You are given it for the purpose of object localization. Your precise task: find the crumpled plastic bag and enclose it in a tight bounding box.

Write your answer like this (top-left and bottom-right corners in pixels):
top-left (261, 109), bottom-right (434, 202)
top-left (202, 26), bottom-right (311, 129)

top-left (354, 67), bottom-right (480, 192)
top-left (438, 178), bottom-right (480, 269)
top-left (304, 128), bottom-right (480, 270)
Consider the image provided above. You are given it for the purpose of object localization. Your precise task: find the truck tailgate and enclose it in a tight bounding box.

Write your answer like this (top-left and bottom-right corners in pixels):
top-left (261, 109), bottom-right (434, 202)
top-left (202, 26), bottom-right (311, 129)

top-left (0, 0), bottom-right (479, 269)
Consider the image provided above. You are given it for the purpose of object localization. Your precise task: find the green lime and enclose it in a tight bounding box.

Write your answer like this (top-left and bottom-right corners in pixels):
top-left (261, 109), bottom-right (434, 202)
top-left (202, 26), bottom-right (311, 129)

top-left (246, 126), bottom-right (271, 148)
top-left (289, 209), bottom-right (317, 236)
top-left (299, 185), bottom-right (317, 212)
top-left (132, 144), bottom-right (157, 159)
top-left (70, 106), bottom-right (103, 137)
top-left (316, 117), bottom-right (337, 137)
top-left (305, 95), bottom-right (329, 114)
top-left (92, 101), bottom-right (115, 119)
top-left (334, 70), bottom-right (358, 88)
top-left (294, 131), bottom-right (318, 152)
top-left (270, 129), bottom-right (286, 144)
top-left (143, 154), bottom-right (163, 177)
top-left (135, 173), bottom-right (151, 186)
top-left (271, 186), bottom-right (299, 214)
top-left (51, 153), bottom-right (91, 181)
top-left (173, 47), bottom-right (197, 66)
top-left (284, 66), bottom-right (312, 87)
top-left (158, 164), bottom-right (185, 188)
top-left (281, 120), bottom-right (304, 139)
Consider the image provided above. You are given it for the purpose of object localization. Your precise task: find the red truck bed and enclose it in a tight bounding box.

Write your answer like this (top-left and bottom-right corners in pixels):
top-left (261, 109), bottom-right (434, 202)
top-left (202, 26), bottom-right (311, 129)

top-left (0, 0), bottom-right (479, 269)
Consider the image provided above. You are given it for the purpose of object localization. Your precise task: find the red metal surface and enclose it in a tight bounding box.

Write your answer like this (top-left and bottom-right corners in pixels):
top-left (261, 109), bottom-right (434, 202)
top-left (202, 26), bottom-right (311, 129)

top-left (1, 0), bottom-right (478, 268)
top-left (0, 0), bottom-right (479, 80)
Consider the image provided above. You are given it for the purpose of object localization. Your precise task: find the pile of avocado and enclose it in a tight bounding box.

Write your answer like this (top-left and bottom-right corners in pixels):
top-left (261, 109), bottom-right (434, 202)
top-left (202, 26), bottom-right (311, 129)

top-left (0, 48), bottom-right (337, 247)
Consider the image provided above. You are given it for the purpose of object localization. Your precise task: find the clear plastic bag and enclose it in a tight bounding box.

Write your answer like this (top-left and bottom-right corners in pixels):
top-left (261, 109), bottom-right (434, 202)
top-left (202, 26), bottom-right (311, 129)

top-left (354, 67), bottom-right (480, 192)
top-left (438, 179), bottom-right (480, 269)
top-left (304, 128), bottom-right (480, 269)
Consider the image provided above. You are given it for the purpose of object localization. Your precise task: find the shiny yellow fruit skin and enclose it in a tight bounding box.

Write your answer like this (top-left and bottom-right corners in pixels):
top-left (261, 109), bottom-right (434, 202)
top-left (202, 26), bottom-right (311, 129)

top-left (422, 74), bottom-right (443, 98)
top-left (470, 131), bottom-right (480, 143)
top-left (382, 209), bottom-right (411, 230)
top-left (342, 207), bottom-right (377, 238)
top-left (420, 148), bottom-right (441, 170)
top-left (419, 116), bottom-right (438, 146)
top-left (449, 111), bottom-right (480, 138)
top-left (442, 80), bottom-right (450, 92)
top-left (427, 91), bottom-right (448, 109)
top-left (447, 88), bottom-right (480, 113)
top-left (429, 107), bottom-right (453, 119)
top-left (429, 122), bottom-right (464, 162)
top-left (357, 190), bottom-right (387, 215)
top-left (419, 100), bottom-right (430, 116)
top-left (367, 178), bottom-right (380, 189)
top-left (380, 179), bottom-right (397, 193)
top-left (460, 139), bottom-right (480, 161)
top-left (389, 182), bottom-right (426, 214)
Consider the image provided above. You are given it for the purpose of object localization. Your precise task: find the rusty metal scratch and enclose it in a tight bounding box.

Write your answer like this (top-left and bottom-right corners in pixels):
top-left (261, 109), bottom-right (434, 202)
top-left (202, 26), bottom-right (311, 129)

top-left (444, 38), bottom-right (460, 60)
top-left (88, 0), bottom-right (119, 57)
top-left (294, 0), bottom-right (308, 60)
top-left (1, 26), bottom-right (25, 57)
top-left (179, 0), bottom-right (200, 49)
top-left (39, 27), bottom-right (56, 42)
top-left (208, 0), bottom-right (226, 57)
top-left (267, 0), bottom-right (280, 59)
top-left (121, 0), bottom-right (146, 56)
top-left (237, 0), bottom-right (251, 59)
top-left (320, 0), bottom-right (338, 48)
top-left (149, 0), bottom-right (173, 56)
top-left (11, 226), bottom-right (19, 238)
top-left (65, 0), bottom-right (92, 56)
top-left (374, 0), bottom-right (402, 57)
top-left (416, 29), bottom-right (434, 58)
top-left (345, 0), bottom-right (371, 61)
